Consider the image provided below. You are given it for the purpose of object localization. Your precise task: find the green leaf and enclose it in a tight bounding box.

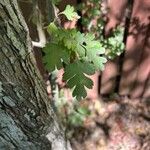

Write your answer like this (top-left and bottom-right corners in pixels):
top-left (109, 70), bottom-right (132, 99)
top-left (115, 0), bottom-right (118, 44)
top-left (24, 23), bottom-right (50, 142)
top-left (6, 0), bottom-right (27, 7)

top-left (84, 34), bottom-right (107, 70)
top-left (63, 29), bottom-right (77, 49)
top-left (47, 22), bottom-right (58, 35)
top-left (43, 43), bottom-right (70, 72)
top-left (63, 60), bottom-right (95, 100)
top-left (56, 29), bottom-right (86, 57)
top-left (74, 32), bottom-right (86, 57)
top-left (62, 5), bottom-right (80, 21)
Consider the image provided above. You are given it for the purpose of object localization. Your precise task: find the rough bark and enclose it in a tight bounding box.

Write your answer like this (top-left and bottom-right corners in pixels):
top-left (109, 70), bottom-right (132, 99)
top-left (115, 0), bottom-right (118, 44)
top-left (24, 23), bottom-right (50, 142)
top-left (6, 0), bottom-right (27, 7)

top-left (0, 0), bottom-right (71, 149)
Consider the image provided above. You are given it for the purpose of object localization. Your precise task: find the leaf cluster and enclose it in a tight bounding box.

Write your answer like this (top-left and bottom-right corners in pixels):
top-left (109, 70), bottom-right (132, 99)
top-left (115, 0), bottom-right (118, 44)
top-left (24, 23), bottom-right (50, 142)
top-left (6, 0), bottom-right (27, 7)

top-left (43, 20), bottom-right (107, 99)
top-left (103, 27), bottom-right (125, 59)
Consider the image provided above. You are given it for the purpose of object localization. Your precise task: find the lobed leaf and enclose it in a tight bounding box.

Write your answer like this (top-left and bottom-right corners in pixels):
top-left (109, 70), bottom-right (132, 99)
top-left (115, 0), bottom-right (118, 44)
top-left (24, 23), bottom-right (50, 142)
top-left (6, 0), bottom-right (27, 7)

top-left (62, 5), bottom-right (80, 21)
top-left (63, 60), bottom-right (95, 100)
top-left (43, 43), bottom-right (70, 72)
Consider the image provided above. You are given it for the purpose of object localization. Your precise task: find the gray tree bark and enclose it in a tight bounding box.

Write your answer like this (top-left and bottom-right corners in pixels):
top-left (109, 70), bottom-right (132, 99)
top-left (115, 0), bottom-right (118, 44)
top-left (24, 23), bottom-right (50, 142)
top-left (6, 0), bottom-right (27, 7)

top-left (0, 0), bottom-right (71, 149)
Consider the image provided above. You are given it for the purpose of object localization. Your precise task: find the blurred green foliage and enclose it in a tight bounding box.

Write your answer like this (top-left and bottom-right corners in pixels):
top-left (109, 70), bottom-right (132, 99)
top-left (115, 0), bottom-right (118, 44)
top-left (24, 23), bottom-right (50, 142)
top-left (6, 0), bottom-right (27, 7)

top-left (77, 0), bottom-right (125, 59)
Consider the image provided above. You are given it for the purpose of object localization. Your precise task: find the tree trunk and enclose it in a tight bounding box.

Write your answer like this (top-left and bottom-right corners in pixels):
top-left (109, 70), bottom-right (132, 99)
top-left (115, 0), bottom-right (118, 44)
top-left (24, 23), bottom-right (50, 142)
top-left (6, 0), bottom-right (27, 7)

top-left (0, 0), bottom-right (71, 149)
